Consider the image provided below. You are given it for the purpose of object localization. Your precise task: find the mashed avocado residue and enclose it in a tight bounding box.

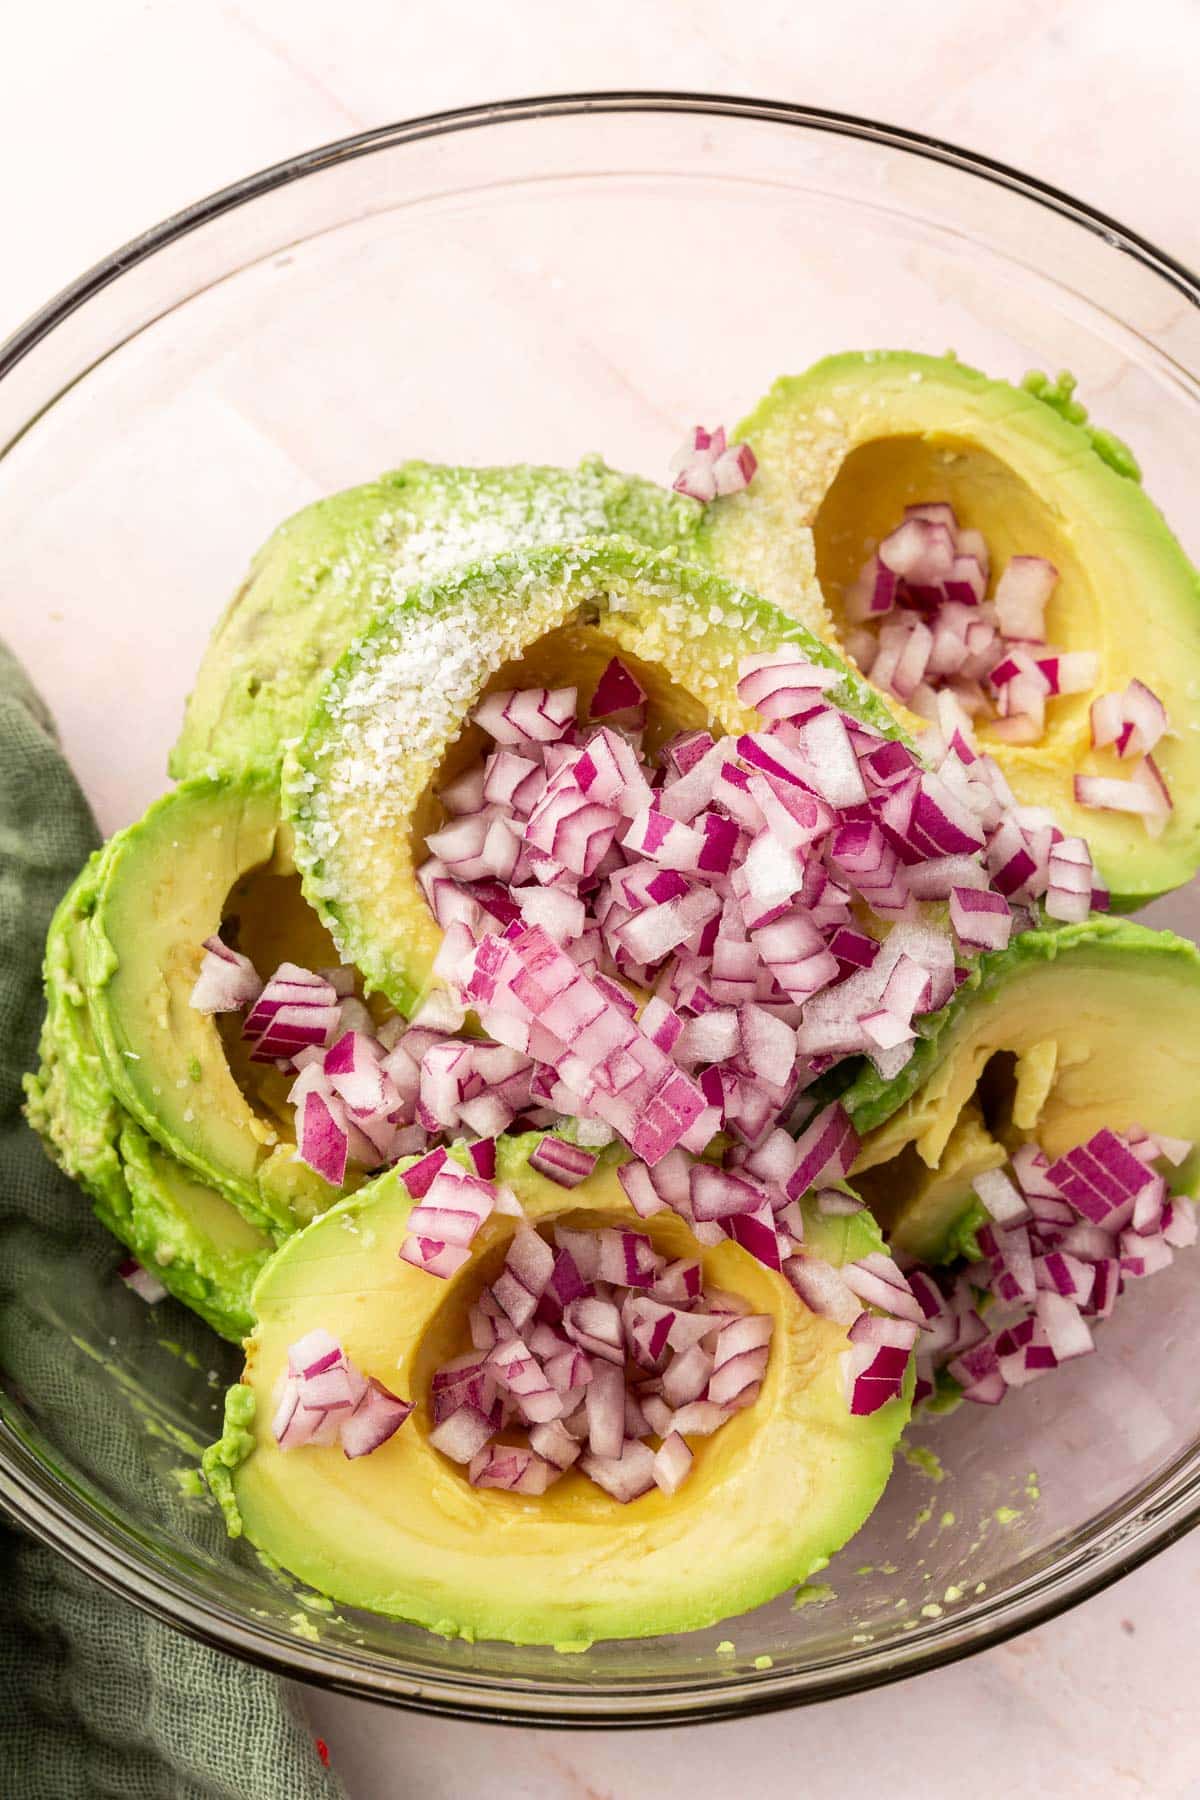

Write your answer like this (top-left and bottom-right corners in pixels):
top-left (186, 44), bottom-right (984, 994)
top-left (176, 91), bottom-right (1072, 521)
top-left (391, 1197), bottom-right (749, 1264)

top-left (792, 1582), bottom-right (834, 1610)
top-left (1021, 369), bottom-right (1142, 482)
top-left (201, 1383), bottom-right (256, 1535)
top-left (900, 1444), bottom-right (946, 1483)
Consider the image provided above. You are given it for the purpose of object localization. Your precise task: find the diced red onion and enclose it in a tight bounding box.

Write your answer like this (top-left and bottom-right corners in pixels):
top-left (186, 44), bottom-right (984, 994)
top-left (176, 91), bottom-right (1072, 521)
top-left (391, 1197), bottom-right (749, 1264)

top-left (580, 1439), bottom-right (658, 1500)
top-left (1033, 1290), bottom-right (1095, 1362)
top-left (669, 1399), bottom-right (734, 1437)
top-left (118, 1257), bottom-right (168, 1304)
top-left (591, 657), bottom-right (648, 724)
top-left (1090, 679), bottom-right (1168, 759)
top-left (651, 1431), bottom-right (693, 1494)
top-left (469, 1443), bottom-right (559, 1494)
top-left (190, 936), bottom-right (263, 1014)
top-left (296, 1089), bottom-right (349, 1187)
top-left (671, 426), bottom-right (757, 503)
top-left (473, 686), bottom-right (577, 746)
top-left (783, 1255), bottom-right (862, 1325)
top-left (529, 1135), bottom-right (598, 1188)
top-left (428, 1404), bottom-right (497, 1464)
top-left (784, 1104), bottom-right (859, 1201)
top-left (973, 1166), bottom-right (1031, 1226)
top-left (585, 1359), bottom-right (627, 1459)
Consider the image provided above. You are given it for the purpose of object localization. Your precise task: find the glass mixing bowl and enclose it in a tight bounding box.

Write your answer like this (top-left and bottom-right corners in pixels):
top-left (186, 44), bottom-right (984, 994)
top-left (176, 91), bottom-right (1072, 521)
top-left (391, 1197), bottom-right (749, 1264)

top-left (2, 94), bottom-right (1199, 1727)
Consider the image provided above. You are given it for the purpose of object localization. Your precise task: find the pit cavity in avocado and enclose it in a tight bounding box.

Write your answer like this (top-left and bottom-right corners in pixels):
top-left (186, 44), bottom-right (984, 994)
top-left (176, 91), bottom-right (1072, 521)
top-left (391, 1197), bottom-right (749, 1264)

top-left (80, 777), bottom-right (380, 1237)
top-left (697, 351), bottom-right (1200, 905)
top-left (208, 1134), bottom-right (910, 1645)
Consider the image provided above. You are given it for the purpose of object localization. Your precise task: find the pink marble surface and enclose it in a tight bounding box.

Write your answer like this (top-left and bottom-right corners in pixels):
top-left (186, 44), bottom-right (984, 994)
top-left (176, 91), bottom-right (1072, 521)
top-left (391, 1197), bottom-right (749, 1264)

top-left (5, 4), bottom-right (1200, 1794)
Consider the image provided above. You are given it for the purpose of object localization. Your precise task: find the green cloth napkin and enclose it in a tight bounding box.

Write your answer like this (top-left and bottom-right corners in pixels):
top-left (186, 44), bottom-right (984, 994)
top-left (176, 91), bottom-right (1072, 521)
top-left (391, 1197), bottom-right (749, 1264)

top-left (0, 642), bottom-right (346, 1800)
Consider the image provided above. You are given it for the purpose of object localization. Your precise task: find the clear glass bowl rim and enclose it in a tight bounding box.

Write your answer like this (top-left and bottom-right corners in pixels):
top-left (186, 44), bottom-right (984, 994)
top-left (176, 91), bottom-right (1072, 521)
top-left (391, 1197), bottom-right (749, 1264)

top-left (2, 89), bottom-right (1199, 1727)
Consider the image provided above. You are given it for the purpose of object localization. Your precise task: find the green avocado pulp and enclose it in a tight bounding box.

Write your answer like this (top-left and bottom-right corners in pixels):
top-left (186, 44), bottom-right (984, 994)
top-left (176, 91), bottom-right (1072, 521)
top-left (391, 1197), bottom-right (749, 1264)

top-left (211, 1138), bottom-right (911, 1645)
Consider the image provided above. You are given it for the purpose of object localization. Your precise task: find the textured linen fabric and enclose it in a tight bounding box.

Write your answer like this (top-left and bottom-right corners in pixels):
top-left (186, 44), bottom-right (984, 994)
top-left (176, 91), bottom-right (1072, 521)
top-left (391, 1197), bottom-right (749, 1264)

top-left (0, 641), bottom-right (344, 1800)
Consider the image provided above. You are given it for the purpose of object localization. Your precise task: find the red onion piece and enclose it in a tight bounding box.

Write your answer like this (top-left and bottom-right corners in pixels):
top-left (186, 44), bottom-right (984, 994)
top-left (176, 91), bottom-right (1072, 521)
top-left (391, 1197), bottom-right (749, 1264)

top-left (737, 651), bottom-right (842, 718)
top-left (670, 427), bottom-right (756, 503)
top-left (972, 1166), bottom-right (1031, 1227)
top-left (190, 937), bottom-right (263, 1014)
top-left (669, 1399), bottom-right (734, 1437)
top-left (585, 1359), bottom-right (626, 1459)
top-left (469, 1444), bottom-right (559, 1494)
top-left (783, 1255), bottom-right (862, 1325)
top-left (296, 1089), bottom-right (349, 1187)
top-left (428, 1403), bottom-right (497, 1464)
top-left (1033, 1291), bottom-right (1095, 1362)
top-left (784, 1104), bottom-right (859, 1201)
top-left (563, 1295), bottom-right (625, 1365)
top-left (399, 1146), bottom-right (449, 1199)
top-left (529, 1417), bottom-right (584, 1470)
top-left (842, 1253), bottom-right (926, 1326)
top-left (580, 1439), bottom-right (658, 1500)
top-left (590, 657), bottom-right (648, 724)
top-left (473, 686), bottom-right (577, 747)
top-left (652, 1431), bottom-right (694, 1494)
top-left (118, 1257), bottom-right (168, 1304)
top-left (949, 886), bottom-right (1013, 952)
top-left (1090, 679), bottom-right (1168, 759)
top-left (400, 1233), bottom-right (473, 1280)
top-left (1074, 756), bottom-right (1172, 837)
top-left (529, 1135), bottom-right (597, 1188)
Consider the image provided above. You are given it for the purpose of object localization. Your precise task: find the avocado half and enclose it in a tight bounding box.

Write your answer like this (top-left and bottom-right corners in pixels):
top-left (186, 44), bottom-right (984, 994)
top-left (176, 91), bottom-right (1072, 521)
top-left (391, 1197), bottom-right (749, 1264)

top-left (78, 775), bottom-right (359, 1237)
top-left (172, 458), bottom-right (700, 782)
top-left (283, 535), bottom-right (901, 1014)
top-left (697, 351), bottom-right (1200, 905)
top-left (207, 1134), bottom-right (909, 1646)
top-left (844, 917), bottom-right (1200, 1262)
top-left (23, 855), bottom-right (273, 1340)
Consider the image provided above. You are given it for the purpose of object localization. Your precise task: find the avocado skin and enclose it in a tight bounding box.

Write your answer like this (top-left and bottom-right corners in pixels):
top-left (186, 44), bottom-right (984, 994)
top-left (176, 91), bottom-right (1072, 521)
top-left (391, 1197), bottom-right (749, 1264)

top-left (211, 1133), bottom-right (910, 1646)
top-left (842, 917), bottom-right (1200, 1137)
top-left (23, 856), bottom-right (271, 1341)
top-left (171, 458), bottom-right (701, 782)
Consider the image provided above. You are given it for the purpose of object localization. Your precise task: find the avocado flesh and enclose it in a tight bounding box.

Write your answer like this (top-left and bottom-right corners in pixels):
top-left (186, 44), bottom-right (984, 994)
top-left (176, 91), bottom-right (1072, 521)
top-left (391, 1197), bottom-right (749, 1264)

top-left (843, 918), bottom-right (1200, 1261)
top-left (81, 777), bottom-right (356, 1236)
top-left (853, 1103), bottom-right (1004, 1266)
top-left (172, 458), bottom-right (700, 782)
top-left (209, 1134), bottom-right (909, 1646)
top-left (698, 351), bottom-right (1200, 904)
top-left (285, 535), bottom-right (902, 1015)
top-left (23, 855), bottom-right (272, 1340)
